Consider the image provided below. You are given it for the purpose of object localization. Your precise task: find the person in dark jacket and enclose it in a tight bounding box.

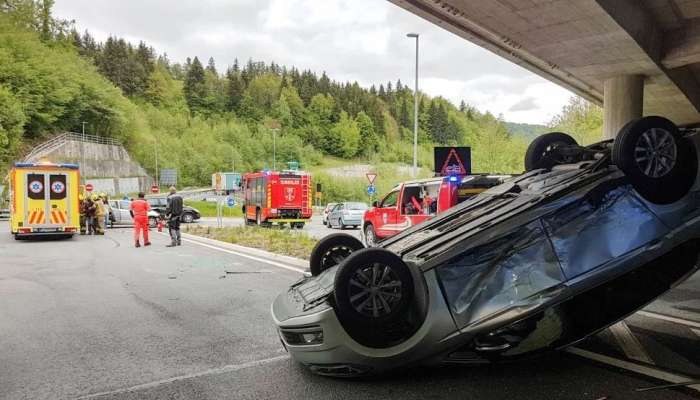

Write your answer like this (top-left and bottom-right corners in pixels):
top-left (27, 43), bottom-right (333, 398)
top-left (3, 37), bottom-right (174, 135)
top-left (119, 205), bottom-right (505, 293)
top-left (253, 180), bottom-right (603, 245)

top-left (165, 186), bottom-right (184, 247)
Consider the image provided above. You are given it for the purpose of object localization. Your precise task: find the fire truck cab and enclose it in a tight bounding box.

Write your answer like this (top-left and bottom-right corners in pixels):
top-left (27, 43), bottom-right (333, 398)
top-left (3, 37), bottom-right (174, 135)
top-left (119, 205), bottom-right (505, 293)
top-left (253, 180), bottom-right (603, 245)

top-left (242, 170), bottom-right (312, 228)
top-left (361, 174), bottom-right (509, 246)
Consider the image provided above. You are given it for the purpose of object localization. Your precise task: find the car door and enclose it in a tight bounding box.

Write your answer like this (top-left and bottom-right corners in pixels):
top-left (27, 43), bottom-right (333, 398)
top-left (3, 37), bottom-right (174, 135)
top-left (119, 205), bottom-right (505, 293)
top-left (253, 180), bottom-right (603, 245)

top-left (108, 201), bottom-right (121, 223)
top-left (375, 189), bottom-right (400, 238)
top-left (330, 203), bottom-right (344, 227)
top-left (119, 200), bottom-right (133, 224)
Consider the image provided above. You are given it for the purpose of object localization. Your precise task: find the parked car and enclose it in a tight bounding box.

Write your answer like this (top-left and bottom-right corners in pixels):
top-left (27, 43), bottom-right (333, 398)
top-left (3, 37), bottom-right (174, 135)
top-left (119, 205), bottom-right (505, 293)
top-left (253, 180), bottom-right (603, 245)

top-left (362, 175), bottom-right (508, 246)
top-left (272, 116), bottom-right (700, 377)
top-left (321, 203), bottom-right (338, 226)
top-left (146, 197), bottom-right (201, 223)
top-left (326, 202), bottom-right (367, 229)
top-left (108, 200), bottom-right (161, 228)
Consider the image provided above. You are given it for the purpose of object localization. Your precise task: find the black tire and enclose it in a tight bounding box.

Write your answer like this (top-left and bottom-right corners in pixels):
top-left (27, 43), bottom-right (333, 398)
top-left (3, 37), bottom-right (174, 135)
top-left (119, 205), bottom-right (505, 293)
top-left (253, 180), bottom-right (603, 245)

top-left (334, 248), bottom-right (414, 327)
top-left (364, 224), bottom-right (377, 247)
top-left (613, 116), bottom-right (697, 204)
top-left (338, 218), bottom-right (346, 230)
top-left (309, 233), bottom-right (364, 276)
top-left (255, 209), bottom-right (262, 226)
top-left (294, 222), bottom-right (305, 229)
top-left (182, 213), bottom-right (194, 223)
top-left (524, 132), bottom-right (578, 171)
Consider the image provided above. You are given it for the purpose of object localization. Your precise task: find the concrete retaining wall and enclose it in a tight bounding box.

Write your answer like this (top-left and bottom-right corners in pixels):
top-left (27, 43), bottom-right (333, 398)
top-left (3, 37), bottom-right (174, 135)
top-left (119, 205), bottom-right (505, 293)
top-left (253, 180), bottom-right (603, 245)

top-left (84, 177), bottom-right (153, 196)
top-left (28, 137), bottom-right (153, 195)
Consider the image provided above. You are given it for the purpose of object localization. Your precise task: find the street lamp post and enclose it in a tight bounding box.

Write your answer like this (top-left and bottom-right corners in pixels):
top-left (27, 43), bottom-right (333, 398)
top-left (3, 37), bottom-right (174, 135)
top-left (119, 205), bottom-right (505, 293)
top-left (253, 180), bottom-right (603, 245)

top-left (407, 33), bottom-right (419, 177)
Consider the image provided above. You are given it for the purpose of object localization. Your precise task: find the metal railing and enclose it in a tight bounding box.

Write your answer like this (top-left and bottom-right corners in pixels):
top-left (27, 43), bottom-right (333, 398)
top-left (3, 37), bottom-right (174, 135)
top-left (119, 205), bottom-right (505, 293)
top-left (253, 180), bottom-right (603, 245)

top-left (24, 132), bottom-right (122, 162)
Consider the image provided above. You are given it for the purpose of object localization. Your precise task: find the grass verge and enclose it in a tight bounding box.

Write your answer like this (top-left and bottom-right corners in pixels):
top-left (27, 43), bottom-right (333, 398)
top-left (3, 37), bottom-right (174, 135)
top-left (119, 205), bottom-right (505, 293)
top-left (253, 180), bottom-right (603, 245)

top-left (185, 200), bottom-right (243, 218)
top-left (183, 225), bottom-right (317, 260)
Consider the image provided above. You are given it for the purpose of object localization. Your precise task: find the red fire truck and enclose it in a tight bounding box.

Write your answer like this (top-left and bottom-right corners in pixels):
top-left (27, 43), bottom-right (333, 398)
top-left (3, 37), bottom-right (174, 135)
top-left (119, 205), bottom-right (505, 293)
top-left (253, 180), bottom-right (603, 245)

top-left (361, 174), bottom-right (510, 246)
top-left (242, 170), bottom-right (312, 228)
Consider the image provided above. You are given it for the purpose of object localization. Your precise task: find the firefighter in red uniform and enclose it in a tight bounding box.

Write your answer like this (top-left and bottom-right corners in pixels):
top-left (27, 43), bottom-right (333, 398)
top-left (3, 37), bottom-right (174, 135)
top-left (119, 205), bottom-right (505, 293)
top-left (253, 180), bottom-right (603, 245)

top-left (130, 192), bottom-right (151, 248)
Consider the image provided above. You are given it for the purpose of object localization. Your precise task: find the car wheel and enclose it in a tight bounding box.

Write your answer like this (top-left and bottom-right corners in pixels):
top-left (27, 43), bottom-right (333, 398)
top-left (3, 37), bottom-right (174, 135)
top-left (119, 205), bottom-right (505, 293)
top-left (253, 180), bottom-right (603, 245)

top-left (256, 209), bottom-right (262, 226)
top-left (294, 222), bottom-right (305, 229)
top-left (338, 218), bottom-right (345, 230)
top-left (182, 213), bottom-right (194, 223)
top-left (148, 217), bottom-right (157, 228)
top-left (613, 116), bottom-right (697, 204)
top-left (524, 132), bottom-right (578, 171)
top-left (309, 233), bottom-right (364, 276)
top-left (364, 224), bottom-right (377, 247)
top-left (334, 248), bottom-right (414, 329)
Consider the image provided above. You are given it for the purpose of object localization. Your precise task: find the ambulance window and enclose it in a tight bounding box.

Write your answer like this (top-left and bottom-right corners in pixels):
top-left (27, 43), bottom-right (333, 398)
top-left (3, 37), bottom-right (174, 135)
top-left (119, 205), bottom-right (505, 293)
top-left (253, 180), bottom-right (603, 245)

top-left (380, 190), bottom-right (399, 208)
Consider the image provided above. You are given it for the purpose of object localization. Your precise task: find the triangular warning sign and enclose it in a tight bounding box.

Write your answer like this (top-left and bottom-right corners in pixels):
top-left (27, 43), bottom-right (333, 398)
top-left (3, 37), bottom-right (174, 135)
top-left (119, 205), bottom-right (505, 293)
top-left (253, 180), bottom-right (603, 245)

top-left (440, 148), bottom-right (467, 175)
top-left (366, 173), bottom-right (377, 185)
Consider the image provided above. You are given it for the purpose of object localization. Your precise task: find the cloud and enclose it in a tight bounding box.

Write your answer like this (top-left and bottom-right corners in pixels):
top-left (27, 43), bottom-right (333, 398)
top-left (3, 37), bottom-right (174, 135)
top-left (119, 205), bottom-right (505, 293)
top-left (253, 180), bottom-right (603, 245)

top-left (52, 0), bottom-right (573, 124)
top-left (508, 97), bottom-right (538, 112)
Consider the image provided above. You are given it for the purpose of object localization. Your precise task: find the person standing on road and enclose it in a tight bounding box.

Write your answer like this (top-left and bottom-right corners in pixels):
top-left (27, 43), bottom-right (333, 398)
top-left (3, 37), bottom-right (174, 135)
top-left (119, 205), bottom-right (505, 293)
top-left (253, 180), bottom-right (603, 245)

top-left (165, 186), bottom-right (183, 247)
top-left (86, 196), bottom-right (97, 235)
top-left (94, 194), bottom-right (106, 235)
top-left (130, 192), bottom-right (151, 248)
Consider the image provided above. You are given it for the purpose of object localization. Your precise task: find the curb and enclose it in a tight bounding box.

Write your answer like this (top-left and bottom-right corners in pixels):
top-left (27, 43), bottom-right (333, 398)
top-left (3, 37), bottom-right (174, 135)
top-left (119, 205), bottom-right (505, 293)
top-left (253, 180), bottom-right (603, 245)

top-left (179, 231), bottom-right (309, 270)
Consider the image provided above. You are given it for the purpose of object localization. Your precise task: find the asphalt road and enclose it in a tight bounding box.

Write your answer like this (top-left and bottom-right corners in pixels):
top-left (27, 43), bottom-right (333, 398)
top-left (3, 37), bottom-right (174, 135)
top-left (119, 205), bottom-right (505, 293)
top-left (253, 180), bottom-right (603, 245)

top-left (2, 222), bottom-right (700, 400)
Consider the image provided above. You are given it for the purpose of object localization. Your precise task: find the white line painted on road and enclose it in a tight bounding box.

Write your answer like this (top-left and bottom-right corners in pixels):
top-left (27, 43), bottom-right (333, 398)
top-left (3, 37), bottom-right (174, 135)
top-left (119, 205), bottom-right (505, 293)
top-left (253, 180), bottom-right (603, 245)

top-left (608, 321), bottom-right (655, 365)
top-left (637, 310), bottom-right (700, 330)
top-left (163, 233), bottom-right (306, 275)
top-left (567, 347), bottom-right (700, 393)
top-left (76, 354), bottom-right (290, 399)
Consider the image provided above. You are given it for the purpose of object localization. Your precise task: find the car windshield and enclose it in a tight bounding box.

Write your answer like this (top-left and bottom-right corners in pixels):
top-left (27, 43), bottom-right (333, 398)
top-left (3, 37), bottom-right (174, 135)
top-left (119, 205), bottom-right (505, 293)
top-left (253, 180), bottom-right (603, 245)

top-left (346, 202), bottom-right (367, 210)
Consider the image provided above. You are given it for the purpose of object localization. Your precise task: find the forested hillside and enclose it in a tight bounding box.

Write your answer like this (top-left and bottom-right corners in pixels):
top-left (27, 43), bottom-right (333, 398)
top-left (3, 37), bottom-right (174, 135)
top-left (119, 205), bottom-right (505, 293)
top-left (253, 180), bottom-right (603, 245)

top-left (0, 0), bottom-right (603, 193)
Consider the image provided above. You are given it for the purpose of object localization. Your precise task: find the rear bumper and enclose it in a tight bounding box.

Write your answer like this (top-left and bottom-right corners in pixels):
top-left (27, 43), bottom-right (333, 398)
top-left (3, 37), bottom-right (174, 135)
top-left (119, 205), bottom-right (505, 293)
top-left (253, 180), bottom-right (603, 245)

top-left (14, 227), bottom-right (77, 236)
top-left (266, 218), bottom-right (310, 224)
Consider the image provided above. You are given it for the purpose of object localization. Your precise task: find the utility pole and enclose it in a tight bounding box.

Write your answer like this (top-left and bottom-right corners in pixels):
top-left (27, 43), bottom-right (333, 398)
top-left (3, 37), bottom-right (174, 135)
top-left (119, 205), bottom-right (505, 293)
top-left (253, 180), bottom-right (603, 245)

top-left (407, 33), bottom-right (420, 178)
top-left (154, 139), bottom-right (159, 188)
top-left (81, 122), bottom-right (87, 140)
top-left (273, 128), bottom-right (278, 171)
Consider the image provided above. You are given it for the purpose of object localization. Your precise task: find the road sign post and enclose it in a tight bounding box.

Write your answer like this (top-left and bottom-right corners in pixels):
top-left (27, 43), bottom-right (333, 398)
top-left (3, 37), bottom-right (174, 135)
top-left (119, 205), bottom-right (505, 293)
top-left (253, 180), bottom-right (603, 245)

top-left (366, 173), bottom-right (377, 185)
top-left (85, 183), bottom-right (93, 193)
top-left (367, 184), bottom-right (376, 206)
top-left (151, 185), bottom-right (159, 194)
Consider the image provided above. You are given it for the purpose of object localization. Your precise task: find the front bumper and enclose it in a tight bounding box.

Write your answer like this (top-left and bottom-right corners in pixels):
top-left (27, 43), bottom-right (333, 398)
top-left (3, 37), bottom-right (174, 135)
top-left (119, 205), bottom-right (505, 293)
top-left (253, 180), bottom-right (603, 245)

top-left (271, 269), bottom-right (461, 376)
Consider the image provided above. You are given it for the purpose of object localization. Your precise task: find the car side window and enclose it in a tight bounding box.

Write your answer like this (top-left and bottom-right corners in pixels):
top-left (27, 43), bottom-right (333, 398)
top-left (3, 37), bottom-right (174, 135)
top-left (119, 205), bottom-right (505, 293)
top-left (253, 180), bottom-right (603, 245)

top-left (380, 191), bottom-right (399, 208)
top-left (119, 201), bottom-right (129, 209)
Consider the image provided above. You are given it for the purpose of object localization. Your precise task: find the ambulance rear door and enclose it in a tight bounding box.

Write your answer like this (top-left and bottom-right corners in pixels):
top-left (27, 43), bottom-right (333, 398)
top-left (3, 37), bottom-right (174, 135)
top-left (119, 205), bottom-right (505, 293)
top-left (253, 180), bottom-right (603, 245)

top-left (24, 171), bottom-right (71, 231)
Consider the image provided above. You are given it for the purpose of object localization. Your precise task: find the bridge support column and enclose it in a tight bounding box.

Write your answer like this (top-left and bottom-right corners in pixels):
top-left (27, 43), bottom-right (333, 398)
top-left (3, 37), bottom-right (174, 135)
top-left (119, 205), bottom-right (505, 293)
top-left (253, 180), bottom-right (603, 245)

top-left (603, 75), bottom-right (644, 139)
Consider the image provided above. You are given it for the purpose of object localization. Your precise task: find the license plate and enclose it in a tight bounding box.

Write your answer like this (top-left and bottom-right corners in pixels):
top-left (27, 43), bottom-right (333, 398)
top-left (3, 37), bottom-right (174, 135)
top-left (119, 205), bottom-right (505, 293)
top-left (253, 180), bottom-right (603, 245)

top-left (35, 228), bottom-right (59, 233)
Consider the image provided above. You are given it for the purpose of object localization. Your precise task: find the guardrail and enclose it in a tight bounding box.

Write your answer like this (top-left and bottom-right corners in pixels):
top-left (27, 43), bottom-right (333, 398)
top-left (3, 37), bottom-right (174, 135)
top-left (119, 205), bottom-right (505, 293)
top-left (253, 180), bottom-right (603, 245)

top-left (0, 209), bottom-right (9, 220)
top-left (24, 132), bottom-right (122, 162)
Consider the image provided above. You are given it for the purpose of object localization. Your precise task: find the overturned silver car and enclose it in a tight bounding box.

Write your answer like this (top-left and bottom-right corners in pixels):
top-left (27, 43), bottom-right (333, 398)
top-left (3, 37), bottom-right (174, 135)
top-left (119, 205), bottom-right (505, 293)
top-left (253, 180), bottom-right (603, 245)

top-left (272, 116), bottom-right (700, 377)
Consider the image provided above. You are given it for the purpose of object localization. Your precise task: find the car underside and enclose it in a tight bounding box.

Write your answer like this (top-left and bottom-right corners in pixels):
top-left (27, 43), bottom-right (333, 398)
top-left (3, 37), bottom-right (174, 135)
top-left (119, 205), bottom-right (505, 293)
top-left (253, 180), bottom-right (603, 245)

top-left (272, 116), bottom-right (700, 377)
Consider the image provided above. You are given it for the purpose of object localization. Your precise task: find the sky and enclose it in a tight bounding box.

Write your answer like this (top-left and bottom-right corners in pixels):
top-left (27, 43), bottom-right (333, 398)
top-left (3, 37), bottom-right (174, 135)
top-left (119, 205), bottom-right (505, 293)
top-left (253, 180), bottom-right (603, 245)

top-left (53, 0), bottom-right (574, 125)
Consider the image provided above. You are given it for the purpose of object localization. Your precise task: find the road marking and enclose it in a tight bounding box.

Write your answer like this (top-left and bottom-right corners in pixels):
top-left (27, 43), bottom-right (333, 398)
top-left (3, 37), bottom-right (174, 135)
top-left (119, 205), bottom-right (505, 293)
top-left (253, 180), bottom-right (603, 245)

top-left (76, 354), bottom-right (290, 399)
top-left (637, 310), bottom-right (700, 329)
top-left (608, 321), bottom-right (655, 364)
top-left (567, 347), bottom-right (700, 393)
top-left (168, 234), bottom-right (306, 274)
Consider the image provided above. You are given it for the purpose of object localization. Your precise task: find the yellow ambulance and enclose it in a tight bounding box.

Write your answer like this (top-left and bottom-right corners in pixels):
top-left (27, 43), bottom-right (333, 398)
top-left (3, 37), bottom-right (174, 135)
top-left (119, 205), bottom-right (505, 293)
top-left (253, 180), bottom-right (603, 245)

top-left (9, 161), bottom-right (80, 239)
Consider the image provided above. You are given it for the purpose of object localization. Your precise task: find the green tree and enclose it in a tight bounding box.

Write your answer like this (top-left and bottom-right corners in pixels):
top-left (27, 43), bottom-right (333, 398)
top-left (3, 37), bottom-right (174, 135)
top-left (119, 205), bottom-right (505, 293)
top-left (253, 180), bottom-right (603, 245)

top-left (183, 56), bottom-right (206, 114)
top-left (549, 96), bottom-right (603, 145)
top-left (355, 111), bottom-right (377, 156)
top-left (327, 111), bottom-right (360, 157)
top-left (0, 85), bottom-right (26, 163)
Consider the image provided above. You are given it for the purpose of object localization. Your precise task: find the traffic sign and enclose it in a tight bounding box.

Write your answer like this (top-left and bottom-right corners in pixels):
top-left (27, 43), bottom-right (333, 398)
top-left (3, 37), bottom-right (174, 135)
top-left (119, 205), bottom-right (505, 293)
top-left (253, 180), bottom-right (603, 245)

top-left (367, 185), bottom-right (376, 195)
top-left (366, 173), bottom-right (377, 185)
top-left (227, 197), bottom-right (235, 207)
top-left (85, 183), bottom-right (93, 192)
top-left (151, 185), bottom-right (159, 193)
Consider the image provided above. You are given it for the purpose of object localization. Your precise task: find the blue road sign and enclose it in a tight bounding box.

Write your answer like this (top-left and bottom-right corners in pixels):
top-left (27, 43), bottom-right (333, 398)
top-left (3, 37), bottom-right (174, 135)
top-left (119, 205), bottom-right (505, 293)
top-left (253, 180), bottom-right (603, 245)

top-left (227, 197), bottom-right (236, 207)
top-left (367, 185), bottom-right (376, 195)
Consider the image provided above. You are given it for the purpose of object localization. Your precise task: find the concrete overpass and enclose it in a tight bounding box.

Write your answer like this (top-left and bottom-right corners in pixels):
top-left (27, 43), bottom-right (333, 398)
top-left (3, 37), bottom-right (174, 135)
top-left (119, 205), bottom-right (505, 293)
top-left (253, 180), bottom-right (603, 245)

top-left (389, 0), bottom-right (700, 137)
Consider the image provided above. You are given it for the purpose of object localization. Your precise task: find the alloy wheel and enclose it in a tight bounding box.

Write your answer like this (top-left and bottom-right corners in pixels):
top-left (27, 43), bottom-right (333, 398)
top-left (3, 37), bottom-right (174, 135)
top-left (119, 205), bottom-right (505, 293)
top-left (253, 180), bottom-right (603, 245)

top-left (634, 128), bottom-right (677, 178)
top-left (347, 263), bottom-right (403, 318)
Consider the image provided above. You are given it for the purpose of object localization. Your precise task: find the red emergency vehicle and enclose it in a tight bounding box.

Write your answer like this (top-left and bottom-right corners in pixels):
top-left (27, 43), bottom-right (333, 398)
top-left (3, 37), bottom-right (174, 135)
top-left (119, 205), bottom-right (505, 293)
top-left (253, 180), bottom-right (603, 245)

top-left (242, 170), bottom-right (312, 228)
top-left (361, 174), bottom-right (509, 246)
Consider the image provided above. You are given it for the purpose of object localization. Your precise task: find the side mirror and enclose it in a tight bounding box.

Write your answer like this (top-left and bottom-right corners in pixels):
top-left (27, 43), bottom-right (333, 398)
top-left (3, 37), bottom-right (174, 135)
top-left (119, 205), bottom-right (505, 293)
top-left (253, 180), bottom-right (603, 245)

top-left (372, 201), bottom-right (378, 207)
